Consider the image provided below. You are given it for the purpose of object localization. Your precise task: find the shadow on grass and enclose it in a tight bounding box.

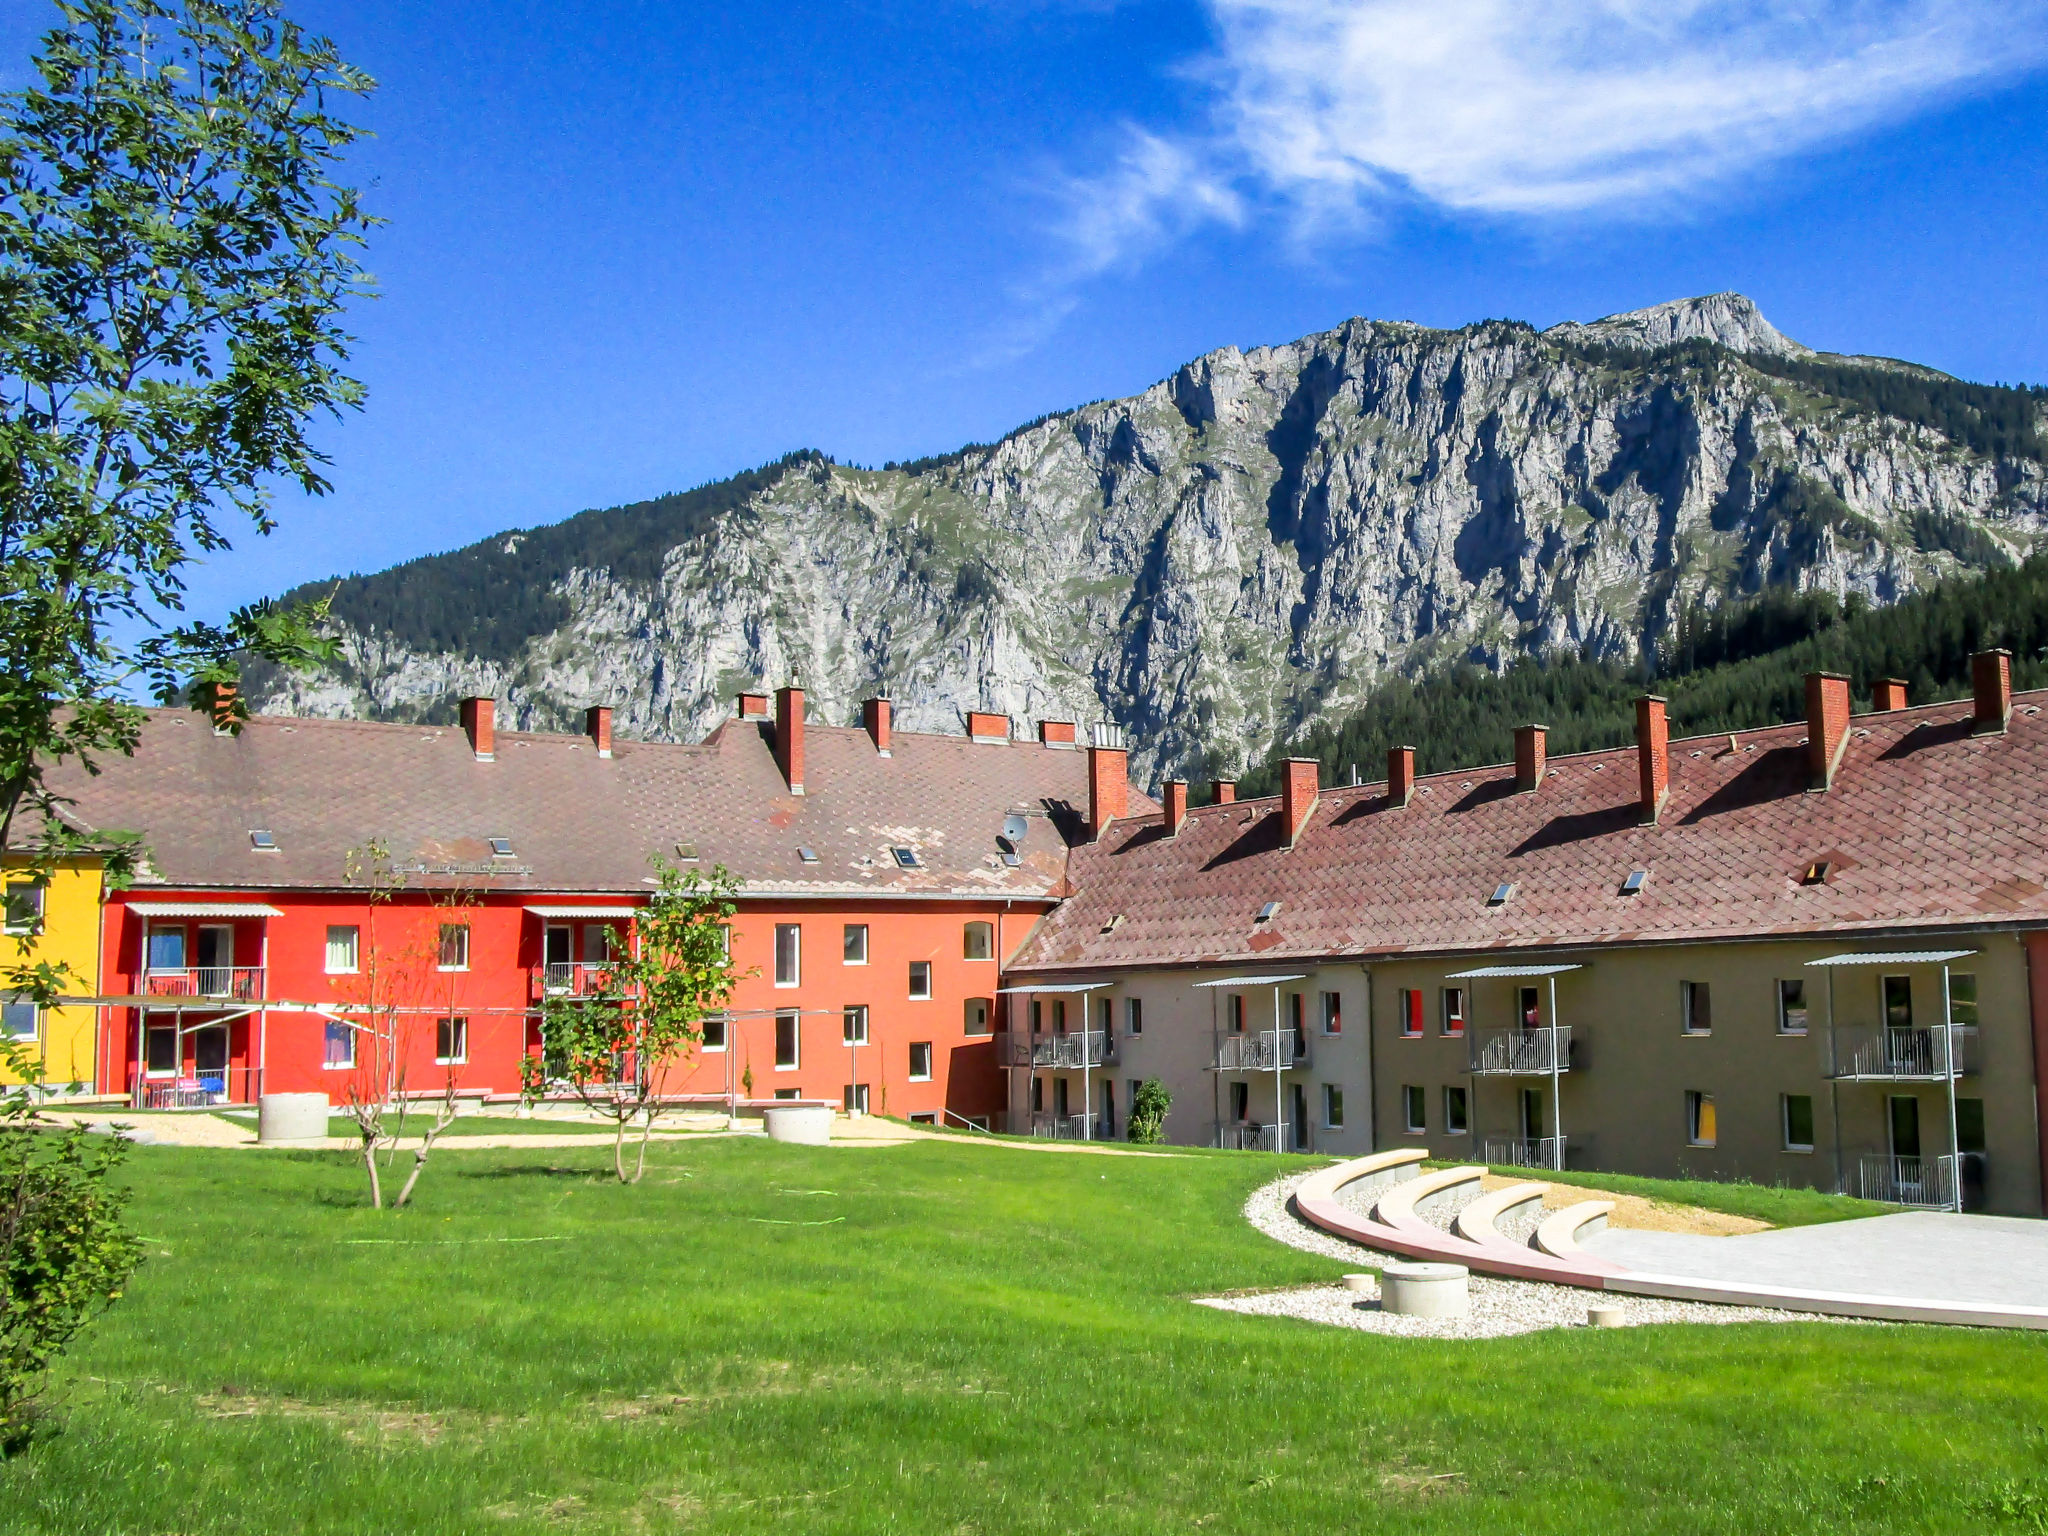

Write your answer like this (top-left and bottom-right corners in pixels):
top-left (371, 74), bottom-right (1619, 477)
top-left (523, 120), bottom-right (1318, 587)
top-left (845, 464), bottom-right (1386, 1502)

top-left (455, 1164), bottom-right (610, 1181)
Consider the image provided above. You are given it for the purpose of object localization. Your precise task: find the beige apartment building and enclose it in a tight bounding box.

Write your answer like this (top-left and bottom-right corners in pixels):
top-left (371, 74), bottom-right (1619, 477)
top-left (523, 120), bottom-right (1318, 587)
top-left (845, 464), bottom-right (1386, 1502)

top-left (1005, 656), bottom-right (2048, 1217)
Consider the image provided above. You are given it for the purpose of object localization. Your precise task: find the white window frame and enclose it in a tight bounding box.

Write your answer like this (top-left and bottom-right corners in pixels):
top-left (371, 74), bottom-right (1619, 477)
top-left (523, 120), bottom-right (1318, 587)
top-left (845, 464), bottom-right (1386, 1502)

top-left (325, 925), bottom-right (360, 975)
top-left (143, 1017), bottom-right (179, 1078)
top-left (1440, 986), bottom-right (1465, 1037)
top-left (908, 960), bottom-right (932, 1000)
top-left (842, 923), bottom-right (868, 965)
top-left (1781, 1093), bottom-right (1815, 1153)
top-left (3, 1000), bottom-right (39, 1042)
top-left (322, 1017), bottom-right (357, 1069)
top-left (1686, 1089), bottom-right (1715, 1147)
top-left (908, 1041), bottom-right (933, 1081)
top-left (437, 924), bottom-right (470, 973)
top-left (843, 1005), bottom-right (869, 1046)
top-left (1320, 990), bottom-right (1341, 1036)
top-left (774, 1009), bottom-right (800, 1069)
top-left (775, 924), bottom-right (801, 987)
top-left (963, 997), bottom-right (993, 1037)
top-left (1322, 1082), bottom-right (1343, 1129)
top-left (1443, 1084), bottom-right (1469, 1135)
top-left (1681, 980), bottom-right (1710, 1035)
top-left (3, 881), bottom-right (45, 937)
top-left (435, 1016), bottom-right (468, 1065)
top-left (1125, 996), bottom-right (1143, 1036)
top-left (1402, 1084), bottom-right (1426, 1135)
top-left (701, 1012), bottom-right (727, 1051)
top-left (1776, 978), bottom-right (1808, 1035)
top-left (843, 1082), bottom-right (869, 1113)
top-left (962, 921), bottom-right (994, 961)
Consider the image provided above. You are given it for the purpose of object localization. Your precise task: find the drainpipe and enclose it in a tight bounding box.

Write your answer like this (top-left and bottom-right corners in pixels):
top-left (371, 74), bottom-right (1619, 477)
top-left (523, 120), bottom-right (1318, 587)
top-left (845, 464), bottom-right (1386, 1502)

top-left (1943, 963), bottom-right (1961, 1213)
top-left (1548, 972), bottom-right (1562, 1173)
top-left (1272, 983), bottom-right (1284, 1156)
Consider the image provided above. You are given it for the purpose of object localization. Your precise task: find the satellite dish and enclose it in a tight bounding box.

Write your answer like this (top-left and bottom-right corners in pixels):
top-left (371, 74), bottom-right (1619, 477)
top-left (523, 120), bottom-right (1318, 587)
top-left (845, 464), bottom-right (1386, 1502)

top-left (1002, 813), bottom-right (1030, 843)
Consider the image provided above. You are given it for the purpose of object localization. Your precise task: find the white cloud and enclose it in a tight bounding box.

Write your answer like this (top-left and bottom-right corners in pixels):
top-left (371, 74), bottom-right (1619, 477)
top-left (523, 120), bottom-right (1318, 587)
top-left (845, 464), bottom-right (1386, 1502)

top-left (1049, 0), bottom-right (2048, 268)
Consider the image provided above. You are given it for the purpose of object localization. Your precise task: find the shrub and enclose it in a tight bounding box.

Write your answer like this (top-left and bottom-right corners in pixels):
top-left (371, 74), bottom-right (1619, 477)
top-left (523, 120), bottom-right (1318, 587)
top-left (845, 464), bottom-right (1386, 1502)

top-left (1127, 1079), bottom-right (1171, 1144)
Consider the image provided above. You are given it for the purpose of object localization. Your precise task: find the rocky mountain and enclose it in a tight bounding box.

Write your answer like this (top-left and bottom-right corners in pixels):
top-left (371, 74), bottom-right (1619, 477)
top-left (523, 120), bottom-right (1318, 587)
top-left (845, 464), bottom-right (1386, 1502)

top-left (254, 294), bottom-right (2048, 786)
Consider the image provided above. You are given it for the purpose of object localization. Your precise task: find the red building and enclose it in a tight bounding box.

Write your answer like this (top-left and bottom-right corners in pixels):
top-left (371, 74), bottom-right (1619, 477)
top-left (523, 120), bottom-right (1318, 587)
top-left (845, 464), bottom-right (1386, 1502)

top-left (61, 688), bottom-right (1134, 1123)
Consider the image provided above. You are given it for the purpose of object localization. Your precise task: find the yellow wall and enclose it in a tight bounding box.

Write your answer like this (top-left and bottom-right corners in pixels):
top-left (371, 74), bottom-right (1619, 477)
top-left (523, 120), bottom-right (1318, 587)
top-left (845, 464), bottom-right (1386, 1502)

top-left (3, 857), bottom-right (102, 1089)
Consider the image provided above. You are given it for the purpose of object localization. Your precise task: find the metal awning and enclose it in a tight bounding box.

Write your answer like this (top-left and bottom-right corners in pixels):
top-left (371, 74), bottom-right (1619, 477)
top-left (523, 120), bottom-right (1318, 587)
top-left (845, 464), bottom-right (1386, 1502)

top-left (1806, 950), bottom-right (1978, 967)
top-left (123, 902), bottom-right (282, 918)
top-left (523, 905), bottom-right (642, 919)
top-left (1446, 963), bottom-right (1585, 979)
top-left (1192, 974), bottom-right (1308, 988)
top-left (996, 982), bottom-right (1111, 994)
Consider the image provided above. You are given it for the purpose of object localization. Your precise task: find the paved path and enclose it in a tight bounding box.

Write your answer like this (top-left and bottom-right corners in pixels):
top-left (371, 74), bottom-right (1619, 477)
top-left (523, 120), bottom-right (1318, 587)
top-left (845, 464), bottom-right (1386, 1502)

top-left (1584, 1212), bottom-right (2048, 1309)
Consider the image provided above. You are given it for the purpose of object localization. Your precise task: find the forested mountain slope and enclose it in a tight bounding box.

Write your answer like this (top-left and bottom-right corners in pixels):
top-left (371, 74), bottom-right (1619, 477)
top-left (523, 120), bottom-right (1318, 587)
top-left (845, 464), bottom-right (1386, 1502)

top-left (252, 293), bottom-right (2048, 785)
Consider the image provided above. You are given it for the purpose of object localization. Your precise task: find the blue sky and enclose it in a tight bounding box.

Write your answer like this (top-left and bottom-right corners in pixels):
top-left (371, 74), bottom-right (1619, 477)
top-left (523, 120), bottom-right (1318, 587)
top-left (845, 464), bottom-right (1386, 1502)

top-left (5, 0), bottom-right (2047, 621)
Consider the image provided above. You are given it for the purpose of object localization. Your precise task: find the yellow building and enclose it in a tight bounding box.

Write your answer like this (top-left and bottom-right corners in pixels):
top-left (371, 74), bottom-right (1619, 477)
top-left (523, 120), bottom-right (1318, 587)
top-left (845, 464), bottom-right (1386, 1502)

top-left (3, 857), bottom-right (103, 1091)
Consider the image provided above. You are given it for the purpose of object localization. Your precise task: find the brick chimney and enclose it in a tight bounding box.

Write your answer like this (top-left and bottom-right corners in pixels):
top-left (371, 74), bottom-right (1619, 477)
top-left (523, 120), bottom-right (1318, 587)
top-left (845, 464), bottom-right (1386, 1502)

top-left (1514, 725), bottom-right (1547, 793)
top-left (1037, 720), bottom-right (1077, 749)
top-left (1210, 779), bottom-right (1236, 805)
top-left (775, 685), bottom-right (805, 795)
top-left (460, 697), bottom-right (495, 761)
top-left (967, 711), bottom-right (1010, 743)
top-left (736, 690), bottom-right (770, 721)
top-left (584, 705), bottom-right (612, 759)
top-left (1806, 672), bottom-right (1851, 789)
top-left (1088, 745), bottom-right (1127, 840)
top-left (208, 681), bottom-right (239, 735)
top-left (1972, 649), bottom-right (2012, 735)
top-left (1872, 678), bottom-right (1908, 712)
top-left (1635, 696), bottom-right (1669, 824)
top-left (1388, 745), bottom-right (1415, 808)
top-left (1281, 759), bottom-right (1320, 848)
top-left (863, 697), bottom-right (892, 756)
top-left (1163, 779), bottom-right (1188, 836)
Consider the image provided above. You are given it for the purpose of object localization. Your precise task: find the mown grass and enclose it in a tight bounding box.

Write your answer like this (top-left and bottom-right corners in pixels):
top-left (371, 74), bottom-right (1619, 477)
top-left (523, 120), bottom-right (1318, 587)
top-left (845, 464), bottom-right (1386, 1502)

top-left (4, 1138), bottom-right (2044, 1535)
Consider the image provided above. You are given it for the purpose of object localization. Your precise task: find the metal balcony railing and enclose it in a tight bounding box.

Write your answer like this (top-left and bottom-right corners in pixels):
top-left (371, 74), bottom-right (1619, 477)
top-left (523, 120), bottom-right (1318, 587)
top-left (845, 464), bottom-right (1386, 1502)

top-left (143, 966), bottom-right (264, 1001)
top-left (130, 1064), bottom-right (263, 1108)
top-left (1212, 1030), bottom-right (1305, 1072)
top-left (1215, 1122), bottom-right (1279, 1151)
top-left (1030, 1112), bottom-right (1099, 1140)
top-left (1828, 1026), bottom-right (1977, 1080)
top-left (533, 962), bottom-right (627, 1000)
top-left (1000, 1031), bottom-right (1115, 1070)
top-left (1857, 1152), bottom-right (1967, 1209)
top-left (1468, 1026), bottom-right (1571, 1076)
top-left (1482, 1135), bottom-right (1575, 1171)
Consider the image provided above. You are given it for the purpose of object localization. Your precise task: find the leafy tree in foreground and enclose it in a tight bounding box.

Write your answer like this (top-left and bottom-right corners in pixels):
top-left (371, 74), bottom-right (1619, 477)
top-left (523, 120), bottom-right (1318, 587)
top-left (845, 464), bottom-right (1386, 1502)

top-left (0, 0), bottom-right (374, 994)
top-left (524, 861), bottom-right (744, 1184)
top-left (0, 1040), bottom-right (141, 1437)
top-left (1127, 1079), bottom-right (1170, 1144)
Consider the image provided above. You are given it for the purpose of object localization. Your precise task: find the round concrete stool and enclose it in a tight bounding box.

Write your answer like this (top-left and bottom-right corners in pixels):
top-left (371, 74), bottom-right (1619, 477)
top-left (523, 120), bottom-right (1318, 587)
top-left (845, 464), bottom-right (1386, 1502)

top-left (258, 1092), bottom-right (329, 1146)
top-left (1380, 1261), bottom-right (1469, 1318)
top-left (1342, 1273), bottom-right (1374, 1294)
top-left (762, 1103), bottom-right (833, 1146)
top-left (1587, 1305), bottom-right (1627, 1328)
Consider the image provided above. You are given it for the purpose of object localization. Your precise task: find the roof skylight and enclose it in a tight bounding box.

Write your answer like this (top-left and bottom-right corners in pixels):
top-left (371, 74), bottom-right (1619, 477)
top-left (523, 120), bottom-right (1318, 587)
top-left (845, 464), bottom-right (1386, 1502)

top-left (1487, 882), bottom-right (1514, 906)
top-left (489, 837), bottom-right (514, 858)
top-left (1621, 870), bottom-right (1648, 895)
top-left (249, 829), bottom-right (277, 852)
top-left (1255, 901), bottom-right (1282, 922)
top-left (797, 846), bottom-right (819, 864)
top-left (891, 846), bottom-right (921, 868)
top-left (675, 843), bottom-right (699, 863)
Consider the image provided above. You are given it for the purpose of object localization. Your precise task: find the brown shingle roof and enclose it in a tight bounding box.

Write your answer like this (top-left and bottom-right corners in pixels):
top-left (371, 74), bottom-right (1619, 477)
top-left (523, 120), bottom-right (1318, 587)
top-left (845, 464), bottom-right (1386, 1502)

top-left (1010, 691), bottom-right (2048, 974)
top-left (34, 709), bottom-right (1118, 898)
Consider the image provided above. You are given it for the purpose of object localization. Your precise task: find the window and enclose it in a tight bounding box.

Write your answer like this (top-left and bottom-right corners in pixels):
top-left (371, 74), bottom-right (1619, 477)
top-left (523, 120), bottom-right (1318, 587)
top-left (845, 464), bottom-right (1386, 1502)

top-left (963, 921), bottom-right (994, 960)
top-left (1443, 1085), bottom-right (1468, 1135)
top-left (1681, 980), bottom-right (1711, 1034)
top-left (1949, 973), bottom-right (1979, 1026)
top-left (843, 1005), bottom-right (868, 1046)
top-left (145, 1020), bottom-right (177, 1074)
top-left (1322, 1083), bottom-right (1344, 1129)
top-left (718, 925), bottom-right (731, 961)
top-left (1288, 992), bottom-right (1305, 1035)
top-left (1321, 991), bottom-right (1341, 1035)
top-left (702, 1013), bottom-right (727, 1050)
top-left (1032, 1076), bottom-right (1045, 1113)
top-left (909, 1112), bottom-right (938, 1126)
top-left (909, 1041), bottom-right (933, 1080)
top-left (843, 924), bottom-right (868, 965)
top-left (774, 1010), bottom-right (800, 1069)
top-left (1402, 1084), bottom-right (1426, 1134)
top-left (437, 924), bottom-right (470, 971)
top-left (908, 960), bottom-right (932, 1000)
top-left (3, 881), bottom-right (44, 936)
top-left (325, 925), bottom-right (359, 975)
top-left (891, 846), bottom-right (920, 868)
top-left (1030, 999), bottom-right (1043, 1034)
top-left (1051, 998), bottom-right (1067, 1032)
top-left (964, 997), bottom-right (993, 1036)
top-left (146, 926), bottom-right (186, 972)
top-left (1889, 1094), bottom-right (1921, 1158)
top-left (1882, 975), bottom-right (1912, 1028)
top-left (323, 1018), bottom-right (355, 1068)
top-left (844, 1083), bottom-right (869, 1113)
top-left (1125, 996), bottom-right (1143, 1035)
top-left (1440, 987), bottom-right (1465, 1037)
top-left (1098, 996), bottom-right (1112, 1033)
top-left (1686, 1090), bottom-right (1716, 1147)
top-left (1228, 994), bottom-right (1246, 1033)
top-left (1399, 988), bottom-right (1423, 1037)
top-left (1518, 987), bottom-right (1541, 1029)
top-left (1956, 1097), bottom-right (1986, 1155)
top-left (3, 1002), bottom-right (37, 1041)
top-left (774, 924), bottom-right (801, 987)
top-left (430, 1016), bottom-right (465, 1064)
top-left (1782, 1094), bottom-right (1814, 1152)
top-left (1229, 1081), bottom-right (1249, 1121)
top-left (1777, 979), bottom-right (1808, 1035)
top-left (774, 1087), bottom-right (801, 1101)
top-left (582, 924), bottom-right (614, 964)
top-left (489, 837), bottom-right (514, 858)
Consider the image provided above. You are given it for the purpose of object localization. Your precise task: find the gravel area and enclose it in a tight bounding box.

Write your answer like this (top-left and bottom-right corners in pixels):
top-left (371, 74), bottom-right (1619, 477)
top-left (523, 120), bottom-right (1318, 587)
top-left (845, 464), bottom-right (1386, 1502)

top-left (1216, 1169), bottom-right (1848, 1340)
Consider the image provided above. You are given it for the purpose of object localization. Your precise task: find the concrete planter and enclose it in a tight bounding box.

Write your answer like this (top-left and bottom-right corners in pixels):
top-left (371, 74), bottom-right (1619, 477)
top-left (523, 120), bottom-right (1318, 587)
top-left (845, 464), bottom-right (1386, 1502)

top-left (258, 1092), bottom-right (330, 1146)
top-left (1380, 1260), bottom-right (1469, 1318)
top-left (762, 1103), bottom-right (833, 1146)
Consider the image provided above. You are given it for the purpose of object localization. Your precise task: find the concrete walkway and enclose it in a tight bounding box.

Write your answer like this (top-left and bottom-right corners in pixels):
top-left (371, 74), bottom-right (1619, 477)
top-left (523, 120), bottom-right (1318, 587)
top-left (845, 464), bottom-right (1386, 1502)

top-left (1584, 1212), bottom-right (2048, 1310)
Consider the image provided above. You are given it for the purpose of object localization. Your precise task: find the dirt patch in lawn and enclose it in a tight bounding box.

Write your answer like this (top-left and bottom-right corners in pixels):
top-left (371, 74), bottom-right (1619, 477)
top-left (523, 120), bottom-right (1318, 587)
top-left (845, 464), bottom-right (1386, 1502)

top-left (1477, 1172), bottom-right (1768, 1236)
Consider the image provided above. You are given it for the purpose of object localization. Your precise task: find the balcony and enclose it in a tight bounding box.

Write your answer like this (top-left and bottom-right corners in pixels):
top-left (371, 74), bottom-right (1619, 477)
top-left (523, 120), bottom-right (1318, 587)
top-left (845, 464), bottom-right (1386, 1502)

top-left (1000, 1031), bottom-right (1115, 1070)
top-left (1030, 1112), bottom-right (1100, 1140)
top-left (1468, 1025), bottom-right (1573, 1076)
top-left (1214, 1122), bottom-right (1279, 1151)
top-left (1211, 1030), bottom-right (1306, 1072)
top-left (1481, 1135), bottom-right (1581, 1171)
top-left (1827, 1025), bottom-right (1977, 1081)
top-left (143, 967), bottom-right (264, 1001)
top-left (1856, 1152), bottom-right (1981, 1209)
top-left (531, 962), bottom-right (629, 1001)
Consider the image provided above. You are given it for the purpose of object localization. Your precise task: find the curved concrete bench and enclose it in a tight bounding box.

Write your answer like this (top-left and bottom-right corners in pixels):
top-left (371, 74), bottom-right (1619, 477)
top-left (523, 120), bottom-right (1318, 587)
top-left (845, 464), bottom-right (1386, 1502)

top-left (1454, 1181), bottom-right (1550, 1255)
top-left (1374, 1165), bottom-right (1488, 1239)
top-left (1535, 1200), bottom-right (1613, 1261)
top-left (1292, 1148), bottom-right (1427, 1210)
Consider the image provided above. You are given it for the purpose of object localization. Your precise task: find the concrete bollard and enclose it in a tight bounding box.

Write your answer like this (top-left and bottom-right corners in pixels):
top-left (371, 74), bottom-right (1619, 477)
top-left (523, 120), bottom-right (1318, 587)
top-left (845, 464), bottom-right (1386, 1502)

top-left (1380, 1261), bottom-right (1469, 1318)
top-left (1587, 1305), bottom-right (1627, 1328)
top-left (257, 1092), bottom-right (329, 1146)
top-left (762, 1103), bottom-right (833, 1146)
top-left (1342, 1273), bottom-right (1375, 1293)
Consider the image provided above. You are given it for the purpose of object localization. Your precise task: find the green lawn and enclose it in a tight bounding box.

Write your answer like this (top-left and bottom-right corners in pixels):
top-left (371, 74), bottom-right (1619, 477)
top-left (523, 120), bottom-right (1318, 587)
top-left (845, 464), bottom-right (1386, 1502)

top-left (1463, 1161), bottom-right (1899, 1227)
top-left (4, 1138), bottom-right (2045, 1535)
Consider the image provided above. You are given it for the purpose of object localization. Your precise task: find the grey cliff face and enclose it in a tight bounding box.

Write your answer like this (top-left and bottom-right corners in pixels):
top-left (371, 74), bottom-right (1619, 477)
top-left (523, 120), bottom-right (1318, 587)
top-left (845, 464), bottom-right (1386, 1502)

top-left (254, 295), bottom-right (2046, 787)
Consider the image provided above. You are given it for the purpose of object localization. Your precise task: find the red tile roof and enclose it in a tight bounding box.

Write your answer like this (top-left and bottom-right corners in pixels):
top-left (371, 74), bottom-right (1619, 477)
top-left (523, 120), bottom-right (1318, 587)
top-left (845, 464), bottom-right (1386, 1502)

top-left (33, 709), bottom-right (1121, 900)
top-left (1009, 690), bottom-right (2048, 975)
